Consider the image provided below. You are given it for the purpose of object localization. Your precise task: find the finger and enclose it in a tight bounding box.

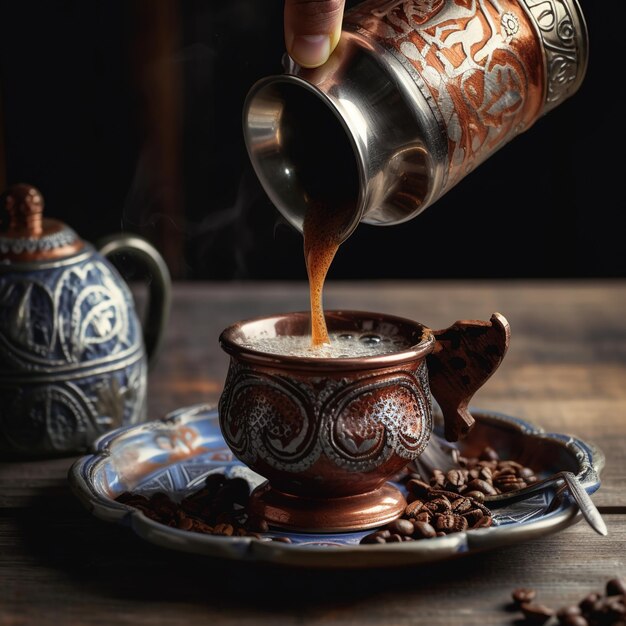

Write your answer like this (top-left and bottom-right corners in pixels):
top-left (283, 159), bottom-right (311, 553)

top-left (284, 0), bottom-right (345, 68)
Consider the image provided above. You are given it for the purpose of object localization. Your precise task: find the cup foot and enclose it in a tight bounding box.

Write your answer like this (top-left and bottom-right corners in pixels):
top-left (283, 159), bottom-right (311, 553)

top-left (248, 482), bottom-right (407, 532)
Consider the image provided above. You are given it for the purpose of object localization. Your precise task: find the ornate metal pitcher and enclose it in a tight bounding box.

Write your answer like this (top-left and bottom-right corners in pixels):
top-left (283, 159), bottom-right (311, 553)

top-left (243, 0), bottom-right (588, 243)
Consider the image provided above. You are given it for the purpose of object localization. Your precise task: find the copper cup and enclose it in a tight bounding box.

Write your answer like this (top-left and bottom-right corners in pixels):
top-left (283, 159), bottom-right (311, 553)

top-left (218, 310), bottom-right (509, 532)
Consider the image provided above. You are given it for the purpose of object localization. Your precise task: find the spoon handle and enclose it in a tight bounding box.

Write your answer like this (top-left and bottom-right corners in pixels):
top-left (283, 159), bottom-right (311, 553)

top-left (485, 470), bottom-right (607, 536)
top-left (562, 471), bottom-right (608, 536)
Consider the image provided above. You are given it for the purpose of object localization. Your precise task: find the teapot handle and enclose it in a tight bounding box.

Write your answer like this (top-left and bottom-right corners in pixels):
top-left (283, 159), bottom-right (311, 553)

top-left (97, 234), bottom-right (171, 370)
top-left (426, 312), bottom-right (510, 442)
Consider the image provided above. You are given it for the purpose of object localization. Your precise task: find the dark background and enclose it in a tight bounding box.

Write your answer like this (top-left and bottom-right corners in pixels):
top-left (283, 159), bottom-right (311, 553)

top-left (0, 0), bottom-right (623, 280)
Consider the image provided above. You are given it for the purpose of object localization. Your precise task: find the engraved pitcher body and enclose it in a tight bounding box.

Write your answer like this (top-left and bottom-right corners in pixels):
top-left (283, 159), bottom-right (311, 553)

top-left (243, 0), bottom-right (588, 243)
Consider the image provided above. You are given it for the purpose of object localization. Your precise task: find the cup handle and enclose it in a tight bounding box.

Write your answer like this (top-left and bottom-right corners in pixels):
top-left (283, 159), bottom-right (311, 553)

top-left (426, 312), bottom-right (510, 442)
top-left (97, 234), bottom-right (171, 370)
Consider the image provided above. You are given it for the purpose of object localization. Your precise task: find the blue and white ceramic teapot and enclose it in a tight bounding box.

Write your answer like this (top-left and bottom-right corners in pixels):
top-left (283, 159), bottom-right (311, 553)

top-left (0, 184), bottom-right (171, 457)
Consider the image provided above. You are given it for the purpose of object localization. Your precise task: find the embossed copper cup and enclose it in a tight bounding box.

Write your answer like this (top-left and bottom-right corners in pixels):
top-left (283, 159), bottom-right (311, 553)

top-left (243, 0), bottom-right (588, 243)
top-left (218, 310), bottom-right (509, 532)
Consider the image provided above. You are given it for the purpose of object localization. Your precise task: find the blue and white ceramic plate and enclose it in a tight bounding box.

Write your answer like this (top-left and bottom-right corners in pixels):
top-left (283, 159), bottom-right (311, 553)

top-left (69, 404), bottom-right (604, 568)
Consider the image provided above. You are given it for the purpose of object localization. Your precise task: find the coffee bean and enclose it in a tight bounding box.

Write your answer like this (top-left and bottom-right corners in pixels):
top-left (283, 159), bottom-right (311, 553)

top-left (413, 521), bottom-right (437, 539)
top-left (425, 497), bottom-right (452, 513)
top-left (478, 466), bottom-right (493, 482)
top-left (361, 531), bottom-right (387, 544)
top-left (413, 511), bottom-right (432, 524)
top-left (512, 588), bottom-right (536, 605)
top-left (271, 536), bottom-right (292, 543)
top-left (405, 500), bottom-right (425, 518)
top-left (607, 578), bottom-right (626, 596)
top-left (386, 518), bottom-right (415, 536)
top-left (494, 475), bottom-right (527, 492)
top-left (466, 479), bottom-right (498, 496)
top-left (493, 467), bottom-right (516, 478)
top-left (579, 593), bottom-right (601, 613)
top-left (518, 466), bottom-right (536, 481)
top-left (464, 490), bottom-right (485, 503)
top-left (435, 513), bottom-right (468, 533)
top-left (429, 489), bottom-right (464, 502)
top-left (450, 497), bottom-right (472, 514)
top-left (520, 603), bottom-right (555, 624)
top-left (446, 469), bottom-right (468, 489)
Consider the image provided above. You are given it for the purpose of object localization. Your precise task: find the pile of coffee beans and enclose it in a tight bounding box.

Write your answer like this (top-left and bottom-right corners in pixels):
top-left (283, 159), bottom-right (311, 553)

top-left (511, 579), bottom-right (626, 625)
top-left (360, 486), bottom-right (493, 544)
top-left (399, 444), bottom-right (539, 499)
top-left (118, 446), bottom-right (536, 546)
top-left (116, 472), bottom-right (291, 542)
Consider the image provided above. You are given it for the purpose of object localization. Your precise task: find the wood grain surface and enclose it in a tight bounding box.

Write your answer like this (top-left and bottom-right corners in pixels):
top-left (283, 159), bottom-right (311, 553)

top-left (1, 281), bottom-right (625, 625)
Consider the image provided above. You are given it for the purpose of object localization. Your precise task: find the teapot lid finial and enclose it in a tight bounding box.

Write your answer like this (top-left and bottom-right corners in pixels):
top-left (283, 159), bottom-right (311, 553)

top-left (1, 183), bottom-right (83, 262)
top-left (5, 184), bottom-right (45, 237)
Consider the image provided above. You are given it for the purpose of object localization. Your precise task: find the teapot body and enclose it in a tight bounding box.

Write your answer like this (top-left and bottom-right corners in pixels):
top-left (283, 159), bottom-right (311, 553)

top-left (0, 245), bottom-right (147, 456)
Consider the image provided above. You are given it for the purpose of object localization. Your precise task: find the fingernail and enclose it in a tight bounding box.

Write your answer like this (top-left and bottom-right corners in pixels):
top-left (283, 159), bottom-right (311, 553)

top-left (289, 34), bottom-right (331, 68)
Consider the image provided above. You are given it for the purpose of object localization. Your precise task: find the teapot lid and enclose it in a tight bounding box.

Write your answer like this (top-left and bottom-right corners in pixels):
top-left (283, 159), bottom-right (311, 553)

top-left (0, 184), bottom-right (84, 262)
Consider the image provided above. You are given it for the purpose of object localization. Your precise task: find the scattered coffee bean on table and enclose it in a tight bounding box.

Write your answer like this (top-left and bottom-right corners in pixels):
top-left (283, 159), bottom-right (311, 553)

top-left (513, 588), bottom-right (538, 605)
top-left (510, 579), bottom-right (626, 625)
top-left (360, 488), bottom-right (493, 544)
top-left (115, 473), bottom-right (291, 543)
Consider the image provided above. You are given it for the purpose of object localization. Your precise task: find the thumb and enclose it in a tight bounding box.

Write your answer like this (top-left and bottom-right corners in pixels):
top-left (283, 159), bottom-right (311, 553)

top-left (284, 0), bottom-right (346, 68)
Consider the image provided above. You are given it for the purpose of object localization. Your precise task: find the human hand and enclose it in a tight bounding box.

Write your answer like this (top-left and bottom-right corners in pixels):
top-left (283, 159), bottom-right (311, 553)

top-left (284, 0), bottom-right (346, 68)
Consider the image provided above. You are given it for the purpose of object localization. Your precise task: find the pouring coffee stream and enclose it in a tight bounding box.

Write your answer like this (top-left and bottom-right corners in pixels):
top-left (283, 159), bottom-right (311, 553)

top-left (303, 199), bottom-right (349, 347)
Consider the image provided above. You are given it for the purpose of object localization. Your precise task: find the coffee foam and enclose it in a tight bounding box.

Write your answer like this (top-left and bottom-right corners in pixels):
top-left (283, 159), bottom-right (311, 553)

top-left (241, 332), bottom-right (411, 358)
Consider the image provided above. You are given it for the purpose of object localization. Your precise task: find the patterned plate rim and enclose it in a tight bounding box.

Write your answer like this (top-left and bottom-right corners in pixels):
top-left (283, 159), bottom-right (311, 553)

top-left (68, 404), bottom-right (604, 568)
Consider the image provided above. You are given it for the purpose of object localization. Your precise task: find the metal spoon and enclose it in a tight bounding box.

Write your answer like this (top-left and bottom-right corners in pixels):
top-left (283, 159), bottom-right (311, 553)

top-left (484, 470), bottom-right (607, 536)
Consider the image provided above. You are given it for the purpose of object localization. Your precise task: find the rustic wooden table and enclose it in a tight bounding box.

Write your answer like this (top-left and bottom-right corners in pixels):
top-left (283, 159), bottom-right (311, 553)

top-left (1, 281), bottom-right (625, 625)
